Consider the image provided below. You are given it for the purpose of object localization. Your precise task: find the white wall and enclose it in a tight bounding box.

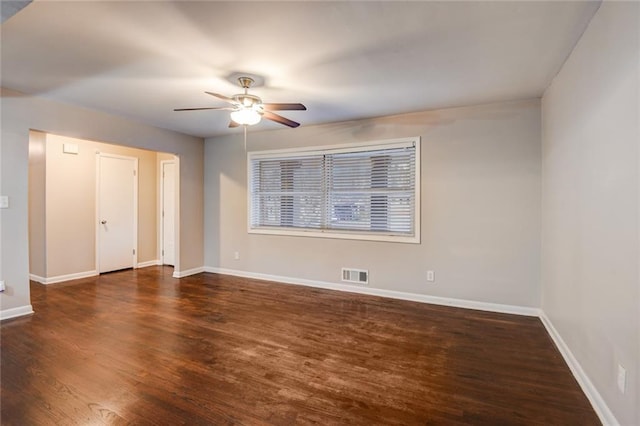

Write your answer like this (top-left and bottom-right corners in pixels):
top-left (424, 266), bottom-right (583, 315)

top-left (541, 1), bottom-right (639, 424)
top-left (205, 99), bottom-right (541, 308)
top-left (0, 89), bottom-right (204, 317)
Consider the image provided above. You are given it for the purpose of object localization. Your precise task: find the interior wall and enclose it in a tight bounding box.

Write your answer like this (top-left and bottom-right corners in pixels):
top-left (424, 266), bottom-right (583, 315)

top-left (205, 99), bottom-right (541, 308)
top-left (0, 88), bottom-right (204, 314)
top-left (40, 134), bottom-right (161, 278)
top-left (541, 1), bottom-right (639, 424)
top-left (0, 99), bottom-right (31, 314)
top-left (28, 130), bottom-right (46, 277)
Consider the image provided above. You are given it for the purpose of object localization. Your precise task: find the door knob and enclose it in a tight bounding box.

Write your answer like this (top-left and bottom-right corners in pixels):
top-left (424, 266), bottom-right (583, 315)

top-left (101, 220), bottom-right (107, 225)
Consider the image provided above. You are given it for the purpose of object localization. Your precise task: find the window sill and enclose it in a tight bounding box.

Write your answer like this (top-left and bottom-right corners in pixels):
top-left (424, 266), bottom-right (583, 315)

top-left (248, 227), bottom-right (420, 244)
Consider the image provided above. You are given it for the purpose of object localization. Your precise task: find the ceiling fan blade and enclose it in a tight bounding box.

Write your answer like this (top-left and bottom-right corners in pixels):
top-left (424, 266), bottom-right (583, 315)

top-left (174, 107), bottom-right (235, 111)
top-left (228, 120), bottom-right (240, 128)
top-left (205, 91), bottom-right (236, 104)
top-left (263, 111), bottom-right (300, 128)
top-left (262, 103), bottom-right (307, 111)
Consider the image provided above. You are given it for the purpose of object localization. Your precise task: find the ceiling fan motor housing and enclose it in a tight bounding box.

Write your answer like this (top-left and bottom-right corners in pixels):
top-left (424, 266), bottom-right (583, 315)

top-left (233, 94), bottom-right (263, 109)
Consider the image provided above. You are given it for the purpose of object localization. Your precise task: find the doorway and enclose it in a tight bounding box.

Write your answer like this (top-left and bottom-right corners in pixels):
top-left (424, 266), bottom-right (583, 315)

top-left (28, 132), bottom-right (180, 283)
top-left (161, 160), bottom-right (176, 266)
top-left (97, 153), bottom-right (138, 273)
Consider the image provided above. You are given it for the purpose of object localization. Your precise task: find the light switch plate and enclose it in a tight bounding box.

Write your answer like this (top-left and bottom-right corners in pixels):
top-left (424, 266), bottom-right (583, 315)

top-left (0, 196), bottom-right (8, 209)
top-left (617, 364), bottom-right (626, 393)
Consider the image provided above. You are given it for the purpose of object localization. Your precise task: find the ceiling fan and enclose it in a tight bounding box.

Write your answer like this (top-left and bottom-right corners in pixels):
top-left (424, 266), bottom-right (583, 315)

top-left (174, 77), bottom-right (306, 128)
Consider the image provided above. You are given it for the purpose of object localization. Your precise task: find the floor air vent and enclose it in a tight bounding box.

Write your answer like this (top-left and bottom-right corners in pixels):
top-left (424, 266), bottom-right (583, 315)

top-left (341, 268), bottom-right (369, 285)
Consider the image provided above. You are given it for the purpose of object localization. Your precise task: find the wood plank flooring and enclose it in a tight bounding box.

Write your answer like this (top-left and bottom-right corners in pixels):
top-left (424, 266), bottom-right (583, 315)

top-left (1, 267), bottom-right (599, 425)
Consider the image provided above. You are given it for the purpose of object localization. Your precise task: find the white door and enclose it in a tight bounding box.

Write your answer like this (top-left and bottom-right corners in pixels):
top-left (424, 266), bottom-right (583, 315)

top-left (161, 161), bottom-right (176, 266)
top-left (98, 154), bottom-right (137, 273)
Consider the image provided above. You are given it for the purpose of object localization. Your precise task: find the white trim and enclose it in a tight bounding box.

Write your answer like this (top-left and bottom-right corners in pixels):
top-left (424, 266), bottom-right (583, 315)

top-left (539, 311), bottom-right (619, 426)
top-left (247, 227), bottom-right (420, 244)
top-left (136, 260), bottom-right (160, 269)
top-left (172, 266), bottom-right (205, 278)
top-left (29, 274), bottom-right (47, 284)
top-left (173, 157), bottom-right (181, 274)
top-left (160, 159), bottom-right (168, 264)
top-left (133, 159), bottom-right (139, 267)
top-left (413, 136), bottom-right (421, 243)
top-left (95, 152), bottom-right (100, 273)
top-left (1, 305), bottom-right (34, 321)
top-left (30, 270), bottom-right (98, 285)
top-left (203, 266), bottom-right (539, 317)
top-left (249, 137), bottom-right (417, 158)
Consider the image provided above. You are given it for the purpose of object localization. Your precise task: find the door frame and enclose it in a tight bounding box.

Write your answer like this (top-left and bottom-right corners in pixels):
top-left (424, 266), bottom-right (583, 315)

top-left (160, 159), bottom-right (176, 266)
top-left (95, 152), bottom-right (139, 273)
top-left (173, 157), bottom-right (181, 275)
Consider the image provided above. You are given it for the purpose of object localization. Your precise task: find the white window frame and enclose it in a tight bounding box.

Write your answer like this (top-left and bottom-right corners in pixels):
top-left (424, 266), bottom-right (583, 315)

top-left (247, 137), bottom-right (421, 244)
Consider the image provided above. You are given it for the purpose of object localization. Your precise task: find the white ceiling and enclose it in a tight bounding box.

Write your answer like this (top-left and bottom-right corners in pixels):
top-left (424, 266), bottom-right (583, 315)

top-left (1, 1), bottom-right (600, 138)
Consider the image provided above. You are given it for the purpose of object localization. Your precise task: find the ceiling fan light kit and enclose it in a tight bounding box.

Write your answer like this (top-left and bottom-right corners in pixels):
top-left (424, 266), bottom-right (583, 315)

top-left (230, 108), bottom-right (261, 126)
top-left (175, 76), bottom-right (306, 128)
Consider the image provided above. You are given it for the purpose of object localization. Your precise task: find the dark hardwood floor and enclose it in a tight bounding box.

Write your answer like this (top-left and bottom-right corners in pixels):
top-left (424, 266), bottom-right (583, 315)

top-left (1, 267), bottom-right (599, 425)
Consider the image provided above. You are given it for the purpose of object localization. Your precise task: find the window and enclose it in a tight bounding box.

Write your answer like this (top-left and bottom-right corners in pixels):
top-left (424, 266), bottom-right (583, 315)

top-left (248, 137), bottom-right (420, 243)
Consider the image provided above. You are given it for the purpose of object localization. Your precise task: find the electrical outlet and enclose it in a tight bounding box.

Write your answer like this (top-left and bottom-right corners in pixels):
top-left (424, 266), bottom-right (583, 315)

top-left (0, 280), bottom-right (6, 292)
top-left (617, 364), bottom-right (626, 394)
top-left (427, 270), bottom-right (435, 282)
top-left (0, 196), bottom-right (8, 209)
top-left (234, 251), bottom-right (240, 260)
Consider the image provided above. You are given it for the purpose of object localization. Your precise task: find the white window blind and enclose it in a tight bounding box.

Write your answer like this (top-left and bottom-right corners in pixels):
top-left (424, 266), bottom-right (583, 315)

top-left (249, 138), bottom-right (420, 243)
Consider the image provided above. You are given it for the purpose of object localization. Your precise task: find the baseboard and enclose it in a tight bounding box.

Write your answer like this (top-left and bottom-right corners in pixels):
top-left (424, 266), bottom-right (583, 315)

top-left (29, 274), bottom-right (46, 284)
top-left (539, 311), bottom-right (618, 426)
top-left (1, 305), bottom-right (34, 321)
top-left (136, 260), bottom-right (160, 268)
top-left (173, 266), bottom-right (205, 278)
top-left (203, 266), bottom-right (539, 317)
top-left (29, 270), bottom-right (98, 285)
